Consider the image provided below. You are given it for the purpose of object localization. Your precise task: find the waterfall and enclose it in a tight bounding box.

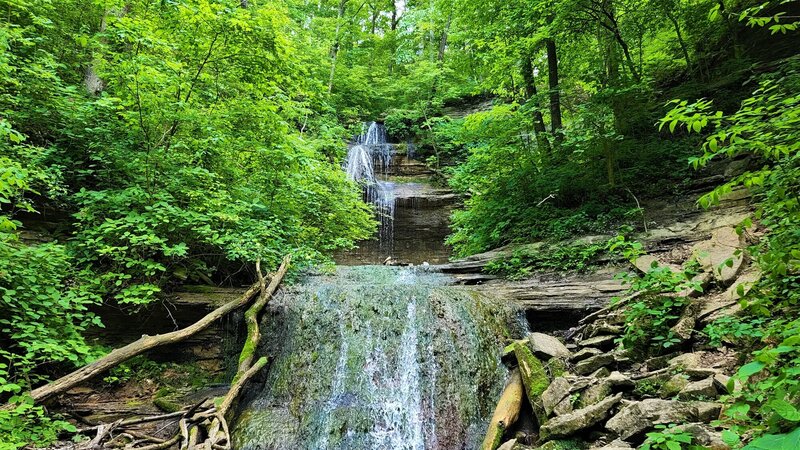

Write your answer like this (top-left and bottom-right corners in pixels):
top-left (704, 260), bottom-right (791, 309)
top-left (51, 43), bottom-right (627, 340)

top-left (233, 266), bottom-right (524, 450)
top-left (345, 122), bottom-right (396, 255)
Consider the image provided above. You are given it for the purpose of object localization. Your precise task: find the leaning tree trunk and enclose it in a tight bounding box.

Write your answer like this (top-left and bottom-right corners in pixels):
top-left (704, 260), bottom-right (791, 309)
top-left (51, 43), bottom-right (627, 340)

top-left (234, 256), bottom-right (290, 381)
top-left (17, 257), bottom-right (290, 406)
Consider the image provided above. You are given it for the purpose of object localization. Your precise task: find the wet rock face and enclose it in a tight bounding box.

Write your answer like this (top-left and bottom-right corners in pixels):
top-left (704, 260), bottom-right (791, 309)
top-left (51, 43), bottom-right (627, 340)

top-left (233, 266), bottom-right (524, 450)
top-left (335, 178), bottom-right (457, 266)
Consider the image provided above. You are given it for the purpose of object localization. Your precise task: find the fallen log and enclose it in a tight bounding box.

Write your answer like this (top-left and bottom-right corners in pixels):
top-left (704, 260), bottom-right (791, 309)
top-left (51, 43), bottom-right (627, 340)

top-left (34, 256), bottom-right (291, 449)
top-left (481, 368), bottom-right (524, 450)
top-left (21, 282), bottom-right (263, 405)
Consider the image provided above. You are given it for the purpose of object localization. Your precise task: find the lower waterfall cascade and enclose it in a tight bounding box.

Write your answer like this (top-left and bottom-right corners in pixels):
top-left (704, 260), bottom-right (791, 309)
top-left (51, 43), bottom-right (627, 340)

top-left (232, 266), bottom-right (525, 450)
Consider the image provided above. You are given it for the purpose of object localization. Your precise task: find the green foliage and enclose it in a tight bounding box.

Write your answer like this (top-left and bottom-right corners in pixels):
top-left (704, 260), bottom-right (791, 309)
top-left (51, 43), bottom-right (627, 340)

top-left (641, 424), bottom-right (696, 450)
top-left (0, 395), bottom-right (78, 450)
top-left (741, 427), bottom-right (800, 450)
top-left (1, 0), bottom-right (376, 446)
top-left (660, 49), bottom-right (800, 444)
top-left (702, 316), bottom-right (767, 347)
top-left (617, 261), bottom-right (702, 352)
top-left (486, 239), bottom-right (610, 280)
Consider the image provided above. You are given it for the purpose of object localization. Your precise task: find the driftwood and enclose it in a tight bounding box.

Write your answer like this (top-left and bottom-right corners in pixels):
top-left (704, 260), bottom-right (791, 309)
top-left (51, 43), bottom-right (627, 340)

top-left (481, 368), bottom-right (524, 450)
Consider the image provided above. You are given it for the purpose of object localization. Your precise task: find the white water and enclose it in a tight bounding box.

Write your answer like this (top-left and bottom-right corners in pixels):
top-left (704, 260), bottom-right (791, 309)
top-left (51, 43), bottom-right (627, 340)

top-left (367, 301), bottom-right (426, 450)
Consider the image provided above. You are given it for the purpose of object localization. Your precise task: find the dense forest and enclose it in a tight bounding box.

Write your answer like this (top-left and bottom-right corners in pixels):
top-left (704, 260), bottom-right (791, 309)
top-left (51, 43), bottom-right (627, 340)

top-left (1, 0), bottom-right (799, 448)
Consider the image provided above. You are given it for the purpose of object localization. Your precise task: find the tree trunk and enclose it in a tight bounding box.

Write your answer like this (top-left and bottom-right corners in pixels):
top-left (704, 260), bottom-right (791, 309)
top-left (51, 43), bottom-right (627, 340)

top-left (613, 29), bottom-right (639, 82)
top-left (666, 11), bottom-right (691, 70)
top-left (328, 0), bottom-right (349, 93)
top-left (481, 369), bottom-right (524, 450)
top-left (604, 140), bottom-right (616, 187)
top-left (545, 39), bottom-right (563, 136)
top-left (437, 12), bottom-right (452, 62)
top-left (521, 55), bottom-right (552, 156)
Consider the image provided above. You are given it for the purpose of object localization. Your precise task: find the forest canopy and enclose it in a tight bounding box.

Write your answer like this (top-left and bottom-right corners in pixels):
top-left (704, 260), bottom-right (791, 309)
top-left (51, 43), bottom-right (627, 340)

top-left (2, 0), bottom-right (799, 448)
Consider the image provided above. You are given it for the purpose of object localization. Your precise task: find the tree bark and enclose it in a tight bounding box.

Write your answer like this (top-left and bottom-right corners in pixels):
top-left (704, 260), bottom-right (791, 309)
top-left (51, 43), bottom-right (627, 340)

top-left (437, 12), bottom-right (452, 62)
top-left (21, 279), bottom-right (269, 404)
top-left (545, 39), bottom-right (562, 135)
top-left (481, 369), bottom-right (524, 450)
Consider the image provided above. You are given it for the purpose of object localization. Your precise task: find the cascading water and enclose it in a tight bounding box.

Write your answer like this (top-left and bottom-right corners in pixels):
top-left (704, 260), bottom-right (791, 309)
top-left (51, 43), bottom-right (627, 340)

top-left (233, 266), bottom-right (525, 450)
top-left (345, 122), bottom-right (397, 256)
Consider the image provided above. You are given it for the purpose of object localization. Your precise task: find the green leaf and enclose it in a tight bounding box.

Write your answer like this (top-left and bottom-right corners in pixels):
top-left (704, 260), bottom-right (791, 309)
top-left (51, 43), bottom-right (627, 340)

top-left (743, 427), bottom-right (800, 450)
top-left (770, 399), bottom-right (800, 421)
top-left (738, 361), bottom-right (766, 378)
top-left (722, 430), bottom-right (741, 446)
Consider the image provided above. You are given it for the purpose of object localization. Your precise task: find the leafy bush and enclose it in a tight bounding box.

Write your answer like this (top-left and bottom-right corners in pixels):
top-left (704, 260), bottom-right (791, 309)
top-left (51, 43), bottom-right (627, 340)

top-left (486, 240), bottom-right (610, 279)
top-left (660, 53), bottom-right (800, 443)
top-left (641, 424), bottom-right (696, 450)
top-left (615, 258), bottom-right (703, 353)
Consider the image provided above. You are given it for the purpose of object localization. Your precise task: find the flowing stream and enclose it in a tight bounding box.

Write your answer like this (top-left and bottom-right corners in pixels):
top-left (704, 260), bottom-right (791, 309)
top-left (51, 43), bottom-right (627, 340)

top-left (233, 124), bottom-right (523, 449)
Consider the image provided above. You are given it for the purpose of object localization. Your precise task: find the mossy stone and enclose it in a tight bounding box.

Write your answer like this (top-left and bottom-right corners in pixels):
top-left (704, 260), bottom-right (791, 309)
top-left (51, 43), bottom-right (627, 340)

top-left (513, 341), bottom-right (550, 425)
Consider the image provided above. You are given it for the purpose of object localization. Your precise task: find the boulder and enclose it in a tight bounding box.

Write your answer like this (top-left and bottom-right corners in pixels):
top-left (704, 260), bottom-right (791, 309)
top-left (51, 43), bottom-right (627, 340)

top-left (577, 380), bottom-right (612, 409)
top-left (670, 301), bottom-right (702, 342)
top-left (543, 377), bottom-right (572, 416)
top-left (591, 439), bottom-right (634, 450)
top-left (694, 401), bottom-right (723, 422)
top-left (698, 269), bottom-right (761, 323)
top-left (497, 439), bottom-right (517, 450)
top-left (553, 396), bottom-right (574, 416)
top-left (658, 374), bottom-right (689, 398)
top-left (540, 393), bottom-right (623, 440)
top-left (674, 424), bottom-right (730, 450)
top-left (565, 376), bottom-right (595, 393)
top-left (570, 347), bottom-right (603, 363)
top-left (712, 373), bottom-right (740, 394)
top-left (606, 371), bottom-right (634, 389)
top-left (685, 367), bottom-right (720, 380)
top-left (528, 333), bottom-right (572, 359)
top-left (590, 367), bottom-right (611, 379)
top-left (575, 353), bottom-right (615, 375)
top-left (579, 335), bottom-right (617, 350)
top-left (584, 320), bottom-right (624, 338)
top-left (678, 377), bottom-right (717, 400)
top-left (605, 399), bottom-right (722, 440)
top-left (668, 353), bottom-right (705, 370)
top-left (691, 227), bottom-right (745, 285)
top-left (612, 349), bottom-right (633, 369)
